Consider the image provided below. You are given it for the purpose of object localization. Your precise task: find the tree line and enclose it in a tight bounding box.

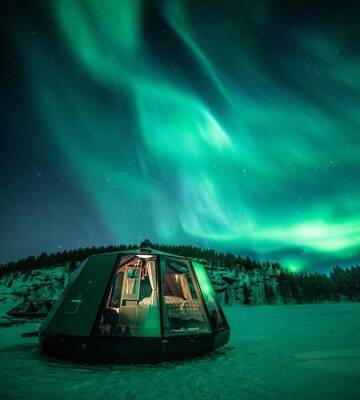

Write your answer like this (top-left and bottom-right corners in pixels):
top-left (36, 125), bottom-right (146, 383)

top-left (0, 244), bottom-right (137, 276)
top-left (0, 243), bottom-right (359, 304)
top-left (277, 266), bottom-right (360, 304)
top-left (0, 243), bottom-right (282, 276)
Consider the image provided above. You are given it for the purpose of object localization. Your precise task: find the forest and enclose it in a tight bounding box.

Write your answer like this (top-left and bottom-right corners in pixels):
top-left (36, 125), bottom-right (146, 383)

top-left (0, 243), bottom-right (359, 304)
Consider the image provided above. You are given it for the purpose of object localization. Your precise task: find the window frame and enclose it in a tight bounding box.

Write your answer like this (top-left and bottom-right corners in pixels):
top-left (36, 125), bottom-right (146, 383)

top-left (160, 256), bottom-right (212, 337)
top-left (191, 260), bottom-right (229, 332)
top-left (92, 254), bottom-right (162, 338)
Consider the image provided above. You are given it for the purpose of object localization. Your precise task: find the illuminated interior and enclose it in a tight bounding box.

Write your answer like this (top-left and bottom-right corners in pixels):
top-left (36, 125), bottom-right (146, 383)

top-left (96, 254), bottom-right (223, 337)
top-left (161, 257), bottom-right (210, 336)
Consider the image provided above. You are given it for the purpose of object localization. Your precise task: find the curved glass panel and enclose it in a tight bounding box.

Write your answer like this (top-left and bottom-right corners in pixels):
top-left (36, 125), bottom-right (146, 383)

top-left (192, 261), bottom-right (225, 330)
top-left (95, 254), bottom-right (160, 337)
top-left (161, 257), bottom-right (210, 336)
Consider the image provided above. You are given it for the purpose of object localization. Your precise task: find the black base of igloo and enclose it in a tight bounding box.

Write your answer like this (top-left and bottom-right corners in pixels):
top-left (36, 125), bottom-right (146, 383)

top-left (39, 328), bottom-right (230, 363)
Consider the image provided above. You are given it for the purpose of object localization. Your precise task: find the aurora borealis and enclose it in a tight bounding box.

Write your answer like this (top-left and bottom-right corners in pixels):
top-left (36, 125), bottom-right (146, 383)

top-left (1, 1), bottom-right (360, 271)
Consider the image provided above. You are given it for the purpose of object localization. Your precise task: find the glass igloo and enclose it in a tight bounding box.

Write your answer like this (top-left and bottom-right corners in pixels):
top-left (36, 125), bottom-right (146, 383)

top-left (40, 247), bottom-right (230, 362)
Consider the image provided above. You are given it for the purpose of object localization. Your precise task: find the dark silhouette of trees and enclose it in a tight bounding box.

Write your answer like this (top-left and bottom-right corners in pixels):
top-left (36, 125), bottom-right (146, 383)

top-left (140, 239), bottom-right (152, 248)
top-left (330, 266), bottom-right (360, 301)
top-left (242, 283), bottom-right (252, 305)
top-left (276, 267), bottom-right (360, 304)
top-left (264, 283), bottom-right (276, 304)
top-left (0, 244), bottom-right (137, 276)
top-left (0, 243), bottom-right (359, 304)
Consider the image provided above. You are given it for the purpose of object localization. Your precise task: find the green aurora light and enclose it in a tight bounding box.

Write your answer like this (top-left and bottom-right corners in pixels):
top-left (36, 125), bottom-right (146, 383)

top-left (2, 0), bottom-right (360, 271)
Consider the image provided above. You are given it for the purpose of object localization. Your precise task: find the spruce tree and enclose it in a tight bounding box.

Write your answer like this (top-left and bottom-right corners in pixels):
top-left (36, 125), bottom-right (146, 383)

top-left (264, 283), bottom-right (276, 304)
top-left (242, 283), bottom-right (252, 305)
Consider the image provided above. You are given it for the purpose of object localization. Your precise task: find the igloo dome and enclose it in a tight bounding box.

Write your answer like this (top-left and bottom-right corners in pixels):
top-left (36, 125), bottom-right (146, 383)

top-left (40, 247), bottom-right (230, 362)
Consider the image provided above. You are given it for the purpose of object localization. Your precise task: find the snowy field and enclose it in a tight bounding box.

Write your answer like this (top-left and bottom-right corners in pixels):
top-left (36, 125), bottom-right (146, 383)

top-left (0, 303), bottom-right (359, 400)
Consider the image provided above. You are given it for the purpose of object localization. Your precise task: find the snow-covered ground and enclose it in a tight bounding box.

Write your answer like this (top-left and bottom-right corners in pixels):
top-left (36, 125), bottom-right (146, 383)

top-left (0, 303), bottom-right (359, 400)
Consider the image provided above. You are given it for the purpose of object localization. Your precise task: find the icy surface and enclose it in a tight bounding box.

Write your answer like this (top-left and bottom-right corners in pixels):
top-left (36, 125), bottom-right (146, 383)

top-left (0, 303), bottom-right (359, 400)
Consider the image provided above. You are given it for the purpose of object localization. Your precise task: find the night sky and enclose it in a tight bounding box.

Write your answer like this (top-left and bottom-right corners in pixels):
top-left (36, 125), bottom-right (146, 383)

top-left (1, 0), bottom-right (360, 272)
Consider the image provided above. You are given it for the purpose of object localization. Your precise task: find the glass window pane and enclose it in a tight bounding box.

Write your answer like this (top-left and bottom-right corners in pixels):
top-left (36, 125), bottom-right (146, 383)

top-left (162, 257), bottom-right (210, 336)
top-left (192, 260), bottom-right (225, 329)
top-left (95, 255), bottom-right (160, 337)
